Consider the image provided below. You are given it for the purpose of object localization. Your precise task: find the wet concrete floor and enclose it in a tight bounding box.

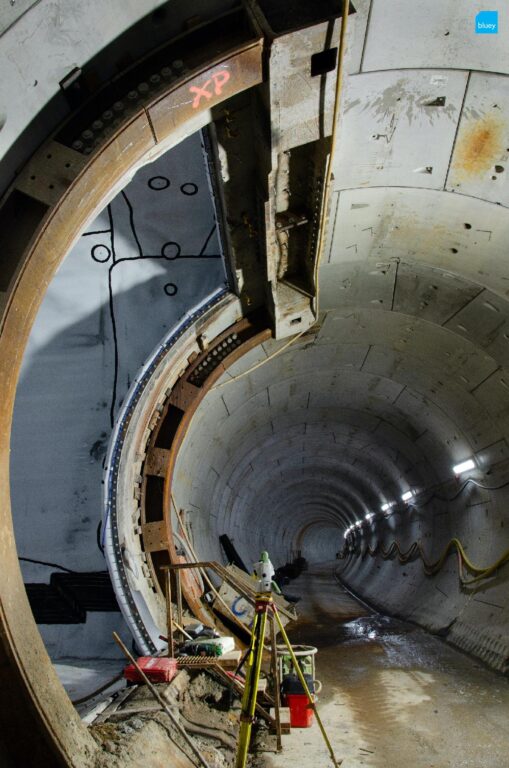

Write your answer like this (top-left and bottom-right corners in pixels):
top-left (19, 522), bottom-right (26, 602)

top-left (266, 564), bottom-right (509, 768)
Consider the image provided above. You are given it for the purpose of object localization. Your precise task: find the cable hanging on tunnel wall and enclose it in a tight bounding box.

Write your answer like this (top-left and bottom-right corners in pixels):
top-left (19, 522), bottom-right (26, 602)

top-left (338, 537), bottom-right (509, 586)
top-left (405, 476), bottom-right (509, 508)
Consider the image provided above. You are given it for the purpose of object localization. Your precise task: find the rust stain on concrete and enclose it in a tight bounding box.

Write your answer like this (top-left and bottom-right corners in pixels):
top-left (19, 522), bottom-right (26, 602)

top-left (452, 115), bottom-right (505, 180)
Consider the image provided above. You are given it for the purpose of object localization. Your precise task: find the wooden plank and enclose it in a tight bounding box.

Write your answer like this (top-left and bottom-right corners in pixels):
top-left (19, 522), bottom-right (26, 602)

top-left (176, 649), bottom-right (241, 670)
top-left (142, 521), bottom-right (168, 552)
top-left (270, 707), bottom-right (291, 735)
top-left (144, 447), bottom-right (171, 477)
top-left (168, 379), bottom-right (201, 411)
top-left (15, 141), bottom-right (87, 206)
top-left (94, 686), bottom-right (137, 723)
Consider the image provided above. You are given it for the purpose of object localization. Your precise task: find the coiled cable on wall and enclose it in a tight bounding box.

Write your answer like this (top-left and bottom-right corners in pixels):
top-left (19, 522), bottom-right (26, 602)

top-left (338, 537), bottom-right (509, 586)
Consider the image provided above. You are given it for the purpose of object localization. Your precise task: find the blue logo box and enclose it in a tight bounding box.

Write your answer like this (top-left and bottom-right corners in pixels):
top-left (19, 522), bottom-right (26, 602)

top-left (476, 10), bottom-right (499, 33)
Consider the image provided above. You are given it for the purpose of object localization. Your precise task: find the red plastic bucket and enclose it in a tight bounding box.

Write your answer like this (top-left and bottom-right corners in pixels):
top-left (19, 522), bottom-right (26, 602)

top-left (287, 693), bottom-right (314, 727)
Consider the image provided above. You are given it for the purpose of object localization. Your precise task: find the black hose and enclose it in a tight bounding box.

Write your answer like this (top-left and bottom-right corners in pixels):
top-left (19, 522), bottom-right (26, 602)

top-left (18, 556), bottom-right (76, 573)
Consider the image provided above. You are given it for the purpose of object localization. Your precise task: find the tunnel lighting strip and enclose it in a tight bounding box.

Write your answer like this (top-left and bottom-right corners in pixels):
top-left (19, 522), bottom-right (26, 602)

top-left (344, 455), bottom-right (488, 537)
top-left (103, 287), bottom-right (228, 654)
top-left (453, 458), bottom-right (476, 475)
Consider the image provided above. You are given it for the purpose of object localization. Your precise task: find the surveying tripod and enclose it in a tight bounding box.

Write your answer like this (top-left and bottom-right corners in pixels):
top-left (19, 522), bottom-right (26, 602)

top-left (235, 591), bottom-right (342, 768)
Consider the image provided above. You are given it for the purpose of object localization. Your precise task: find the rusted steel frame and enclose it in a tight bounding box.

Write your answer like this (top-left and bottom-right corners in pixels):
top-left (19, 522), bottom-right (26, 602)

top-left (140, 315), bottom-right (254, 532)
top-left (0, 114), bottom-right (155, 768)
top-left (139, 317), bottom-right (270, 627)
top-left (161, 560), bottom-right (257, 637)
top-left (160, 326), bottom-right (272, 618)
top-left (0, 38), bottom-right (264, 768)
top-left (164, 561), bottom-right (257, 607)
top-left (148, 42), bottom-right (263, 143)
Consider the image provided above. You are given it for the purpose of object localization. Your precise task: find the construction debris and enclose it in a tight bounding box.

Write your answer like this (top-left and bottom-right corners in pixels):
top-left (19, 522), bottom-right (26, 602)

top-left (89, 668), bottom-right (273, 768)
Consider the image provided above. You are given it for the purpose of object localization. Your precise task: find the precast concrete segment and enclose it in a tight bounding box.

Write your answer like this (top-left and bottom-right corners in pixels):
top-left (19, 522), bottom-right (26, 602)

top-left (170, 303), bottom-right (509, 668)
top-left (2, 0), bottom-right (509, 763)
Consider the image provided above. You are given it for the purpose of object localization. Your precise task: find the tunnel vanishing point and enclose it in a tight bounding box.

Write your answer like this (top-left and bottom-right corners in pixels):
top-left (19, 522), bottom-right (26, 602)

top-left (1, 1), bottom-right (509, 765)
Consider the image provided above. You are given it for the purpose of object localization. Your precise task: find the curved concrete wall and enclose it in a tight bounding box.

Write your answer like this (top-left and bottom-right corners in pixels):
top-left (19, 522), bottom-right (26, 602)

top-left (172, 302), bottom-right (509, 670)
top-left (0, 0), bottom-right (237, 182)
top-left (2, 6), bottom-right (509, 763)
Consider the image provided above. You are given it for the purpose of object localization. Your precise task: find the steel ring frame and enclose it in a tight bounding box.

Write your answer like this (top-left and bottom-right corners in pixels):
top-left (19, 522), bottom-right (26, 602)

top-left (0, 14), bottom-right (264, 766)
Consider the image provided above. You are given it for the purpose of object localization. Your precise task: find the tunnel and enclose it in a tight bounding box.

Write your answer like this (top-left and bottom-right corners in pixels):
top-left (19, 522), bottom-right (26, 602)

top-left (0, 1), bottom-right (508, 766)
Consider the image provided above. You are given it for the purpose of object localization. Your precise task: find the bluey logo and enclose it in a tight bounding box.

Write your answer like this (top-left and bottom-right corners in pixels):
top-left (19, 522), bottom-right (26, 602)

top-left (475, 10), bottom-right (498, 33)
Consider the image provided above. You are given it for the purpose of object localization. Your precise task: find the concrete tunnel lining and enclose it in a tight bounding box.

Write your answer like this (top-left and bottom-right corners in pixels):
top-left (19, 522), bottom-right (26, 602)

top-left (2, 0), bottom-right (509, 763)
top-left (171, 313), bottom-right (500, 553)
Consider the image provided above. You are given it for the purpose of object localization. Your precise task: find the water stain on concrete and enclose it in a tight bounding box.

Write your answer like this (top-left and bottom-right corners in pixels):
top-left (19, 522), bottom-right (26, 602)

top-left (452, 115), bottom-right (505, 180)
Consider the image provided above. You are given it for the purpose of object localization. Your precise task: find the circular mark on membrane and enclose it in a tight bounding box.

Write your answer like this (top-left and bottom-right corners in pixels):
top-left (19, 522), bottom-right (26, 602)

top-left (180, 182), bottom-right (198, 196)
top-left (161, 241), bottom-right (181, 259)
top-left (148, 175), bottom-right (170, 190)
top-left (164, 282), bottom-right (178, 296)
top-left (231, 596), bottom-right (248, 617)
top-left (91, 244), bottom-right (111, 263)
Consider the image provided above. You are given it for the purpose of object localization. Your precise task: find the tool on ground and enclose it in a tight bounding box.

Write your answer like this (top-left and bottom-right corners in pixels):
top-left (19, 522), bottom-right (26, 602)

top-left (235, 552), bottom-right (342, 768)
top-left (123, 655), bottom-right (178, 684)
top-left (180, 635), bottom-right (235, 657)
top-left (113, 631), bottom-right (211, 768)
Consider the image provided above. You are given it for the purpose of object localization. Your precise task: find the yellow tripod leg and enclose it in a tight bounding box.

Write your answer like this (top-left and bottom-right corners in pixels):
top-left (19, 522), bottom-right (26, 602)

top-left (273, 606), bottom-right (342, 768)
top-left (235, 597), bottom-right (269, 768)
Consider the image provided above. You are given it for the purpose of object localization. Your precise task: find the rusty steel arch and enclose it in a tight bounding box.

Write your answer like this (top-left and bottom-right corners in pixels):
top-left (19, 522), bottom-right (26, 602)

top-left (0, 15), bottom-right (263, 765)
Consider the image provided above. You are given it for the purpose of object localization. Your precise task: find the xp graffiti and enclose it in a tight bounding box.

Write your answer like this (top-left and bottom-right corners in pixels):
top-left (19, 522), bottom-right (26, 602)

top-left (190, 69), bottom-right (231, 109)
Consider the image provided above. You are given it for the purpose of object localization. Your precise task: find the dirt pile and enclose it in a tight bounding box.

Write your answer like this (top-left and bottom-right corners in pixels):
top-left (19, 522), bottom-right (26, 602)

top-left (90, 669), bottom-right (245, 768)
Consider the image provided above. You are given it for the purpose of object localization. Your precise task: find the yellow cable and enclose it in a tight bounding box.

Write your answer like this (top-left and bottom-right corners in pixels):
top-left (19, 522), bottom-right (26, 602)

top-left (344, 537), bottom-right (509, 585)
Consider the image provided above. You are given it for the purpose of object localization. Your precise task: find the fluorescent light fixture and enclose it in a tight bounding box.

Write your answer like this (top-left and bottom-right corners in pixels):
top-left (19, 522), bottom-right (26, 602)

top-left (355, 521), bottom-right (362, 527)
top-left (401, 490), bottom-right (413, 502)
top-left (365, 512), bottom-right (374, 521)
top-left (381, 502), bottom-right (393, 512)
top-left (453, 458), bottom-right (475, 475)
